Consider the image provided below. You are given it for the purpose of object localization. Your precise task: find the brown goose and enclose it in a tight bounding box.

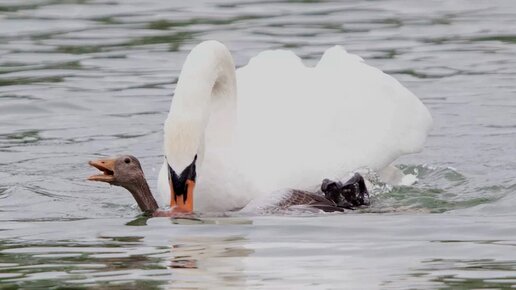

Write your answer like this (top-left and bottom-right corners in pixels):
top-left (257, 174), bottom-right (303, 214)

top-left (88, 155), bottom-right (184, 217)
top-left (88, 155), bottom-right (369, 217)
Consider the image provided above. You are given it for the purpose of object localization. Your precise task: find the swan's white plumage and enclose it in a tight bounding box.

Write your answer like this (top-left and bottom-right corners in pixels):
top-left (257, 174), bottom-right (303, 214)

top-left (157, 41), bottom-right (432, 212)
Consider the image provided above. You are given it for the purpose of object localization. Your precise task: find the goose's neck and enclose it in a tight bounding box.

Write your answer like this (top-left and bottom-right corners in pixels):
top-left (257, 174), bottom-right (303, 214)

top-left (165, 41), bottom-right (237, 170)
top-left (125, 176), bottom-right (159, 215)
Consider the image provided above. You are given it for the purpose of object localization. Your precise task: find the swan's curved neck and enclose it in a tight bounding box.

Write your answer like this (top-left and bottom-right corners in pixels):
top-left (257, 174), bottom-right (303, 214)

top-left (164, 41), bottom-right (237, 171)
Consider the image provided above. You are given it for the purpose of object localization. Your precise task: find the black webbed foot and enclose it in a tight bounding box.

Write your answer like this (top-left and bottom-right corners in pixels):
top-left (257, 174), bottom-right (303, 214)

top-left (321, 173), bottom-right (369, 209)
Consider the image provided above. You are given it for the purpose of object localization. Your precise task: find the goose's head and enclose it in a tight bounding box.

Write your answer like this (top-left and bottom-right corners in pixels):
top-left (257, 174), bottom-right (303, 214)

top-left (88, 155), bottom-right (161, 215)
top-left (88, 155), bottom-right (145, 188)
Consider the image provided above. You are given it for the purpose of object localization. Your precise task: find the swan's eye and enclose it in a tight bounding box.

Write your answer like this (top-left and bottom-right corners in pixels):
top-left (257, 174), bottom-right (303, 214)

top-left (124, 158), bottom-right (131, 164)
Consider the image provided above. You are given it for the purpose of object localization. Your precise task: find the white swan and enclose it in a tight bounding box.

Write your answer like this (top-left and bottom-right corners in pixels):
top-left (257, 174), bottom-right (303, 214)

top-left (156, 40), bottom-right (432, 213)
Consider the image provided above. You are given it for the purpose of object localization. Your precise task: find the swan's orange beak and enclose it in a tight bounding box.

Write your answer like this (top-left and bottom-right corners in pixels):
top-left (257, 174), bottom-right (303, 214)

top-left (169, 179), bottom-right (195, 213)
top-left (88, 158), bottom-right (116, 183)
top-left (167, 155), bottom-right (197, 213)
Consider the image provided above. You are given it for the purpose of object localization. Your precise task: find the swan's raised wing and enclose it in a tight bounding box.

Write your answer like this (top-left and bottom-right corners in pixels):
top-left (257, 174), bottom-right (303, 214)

top-left (235, 46), bottom-right (432, 193)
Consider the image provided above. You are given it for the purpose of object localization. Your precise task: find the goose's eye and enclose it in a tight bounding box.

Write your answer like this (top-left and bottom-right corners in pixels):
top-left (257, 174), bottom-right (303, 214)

top-left (124, 158), bottom-right (131, 164)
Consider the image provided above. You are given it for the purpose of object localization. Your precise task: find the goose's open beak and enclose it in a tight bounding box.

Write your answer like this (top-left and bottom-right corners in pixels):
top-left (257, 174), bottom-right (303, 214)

top-left (88, 158), bottom-right (116, 183)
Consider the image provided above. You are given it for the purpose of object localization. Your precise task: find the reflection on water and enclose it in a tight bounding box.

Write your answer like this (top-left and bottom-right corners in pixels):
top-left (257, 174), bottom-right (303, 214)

top-left (2, 216), bottom-right (516, 289)
top-left (0, 238), bottom-right (171, 289)
top-left (0, 222), bottom-right (253, 289)
top-left (165, 236), bottom-right (253, 289)
top-left (1, 0), bottom-right (516, 288)
top-left (412, 257), bottom-right (516, 289)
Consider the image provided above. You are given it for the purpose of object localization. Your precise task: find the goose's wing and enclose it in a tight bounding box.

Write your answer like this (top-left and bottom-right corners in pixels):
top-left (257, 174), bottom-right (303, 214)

top-left (241, 189), bottom-right (344, 213)
top-left (285, 190), bottom-right (345, 213)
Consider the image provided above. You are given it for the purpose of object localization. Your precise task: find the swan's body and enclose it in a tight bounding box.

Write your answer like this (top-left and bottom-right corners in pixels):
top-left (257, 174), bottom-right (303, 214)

top-left (157, 41), bottom-right (432, 213)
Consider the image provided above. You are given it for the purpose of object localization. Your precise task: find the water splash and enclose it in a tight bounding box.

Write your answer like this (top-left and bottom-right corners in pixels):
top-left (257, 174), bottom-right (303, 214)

top-left (366, 165), bottom-right (505, 213)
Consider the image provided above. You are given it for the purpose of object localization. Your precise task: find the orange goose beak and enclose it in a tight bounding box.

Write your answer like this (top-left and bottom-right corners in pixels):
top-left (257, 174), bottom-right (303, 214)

top-left (88, 158), bottom-right (116, 183)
